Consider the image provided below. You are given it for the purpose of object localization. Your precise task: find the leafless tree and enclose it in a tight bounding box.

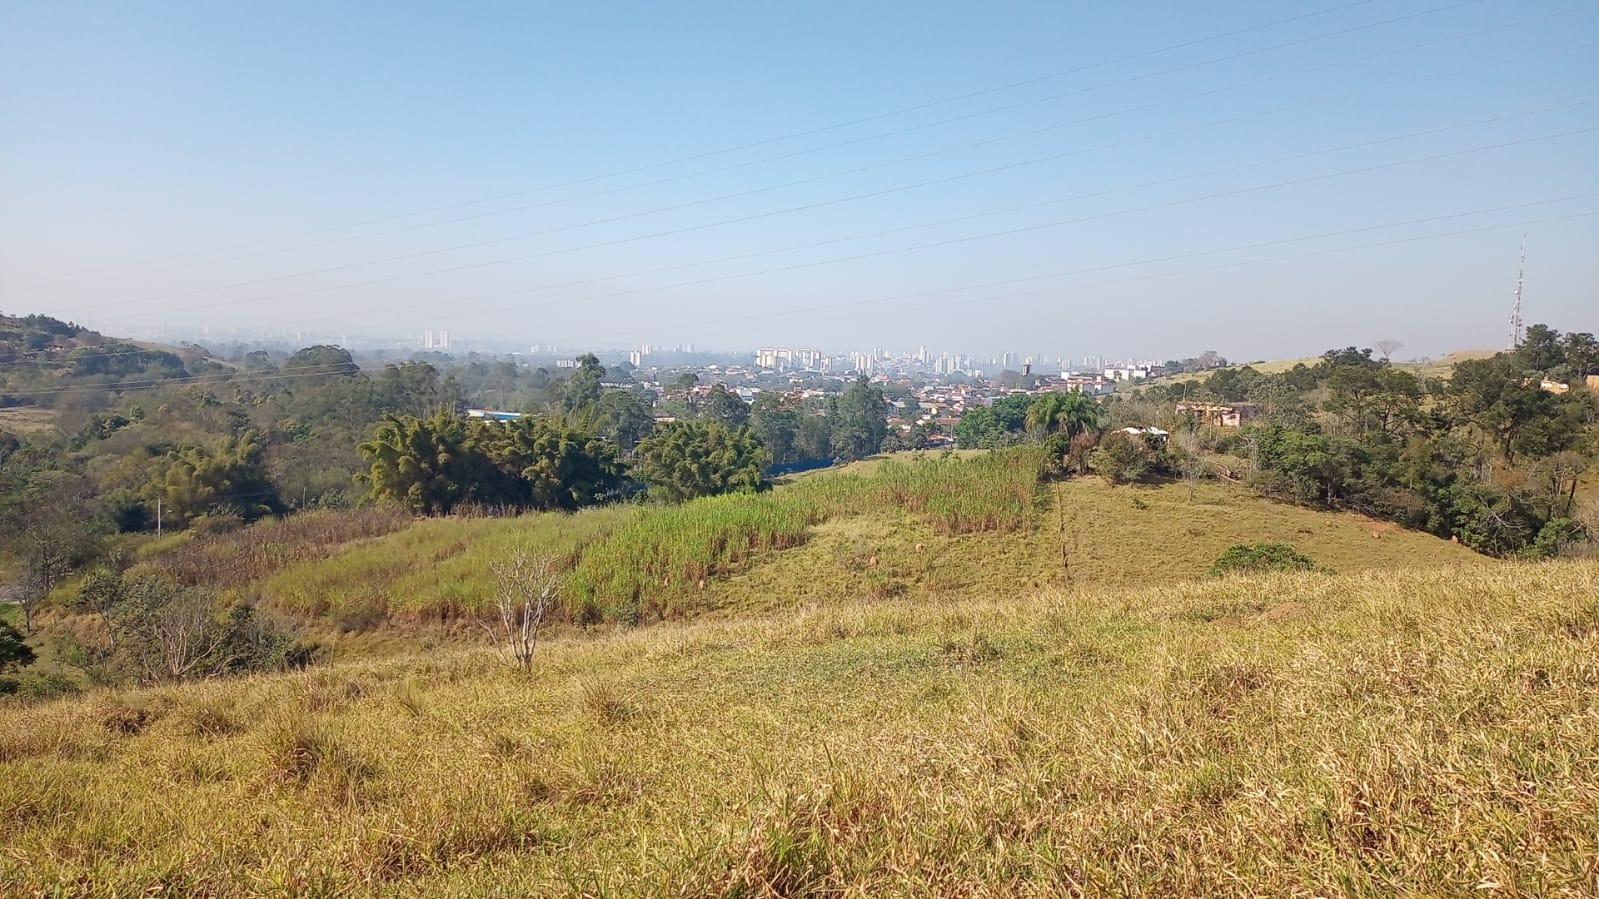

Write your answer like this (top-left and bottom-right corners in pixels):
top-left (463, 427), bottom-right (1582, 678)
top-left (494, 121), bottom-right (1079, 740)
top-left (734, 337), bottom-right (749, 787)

top-left (1375, 340), bottom-right (1404, 362)
top-left (1173, 431), bottom-right (1206, 502)
top-left (482, 549), bottom-right (563, 674)
top-left (1, 473), bottom-right (99, 633)
top-left (146, 589), bottom-right (240, 682)
top-left (1533, 451), bottom-right (1589, 520)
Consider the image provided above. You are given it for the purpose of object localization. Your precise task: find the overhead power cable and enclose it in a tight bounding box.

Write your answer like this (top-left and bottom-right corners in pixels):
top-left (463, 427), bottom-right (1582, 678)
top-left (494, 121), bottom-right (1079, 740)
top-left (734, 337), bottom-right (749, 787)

top-left (440, 110), bottom-right (1598, 322)
top-left (0, 360), bottom-right (361, 397)
top-left (671, 208), bottom-right (1599, 331)
top-left (80, 0), bottom-right (1539, 311)
top-left (2, 0), bottom-right (1396, 287)
top-left (144, 121), bottom-right (1599, 329)
top-left (0, 345), bottom-right (171, 369)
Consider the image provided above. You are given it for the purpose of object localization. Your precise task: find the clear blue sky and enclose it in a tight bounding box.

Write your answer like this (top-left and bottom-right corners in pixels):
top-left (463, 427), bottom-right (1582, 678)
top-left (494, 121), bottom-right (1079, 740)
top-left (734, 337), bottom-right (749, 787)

top-left (2, 0), bottom-right (1595, 361)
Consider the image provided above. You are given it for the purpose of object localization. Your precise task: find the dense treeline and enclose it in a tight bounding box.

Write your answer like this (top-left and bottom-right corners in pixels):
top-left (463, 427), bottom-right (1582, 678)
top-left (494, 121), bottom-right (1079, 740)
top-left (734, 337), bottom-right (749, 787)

top-left (941, 324), bottom-right (1596, 558)
top-left (1126, 325), bottom-right (1598, 558)
top-left (1, 329), bottom-right (896, 697)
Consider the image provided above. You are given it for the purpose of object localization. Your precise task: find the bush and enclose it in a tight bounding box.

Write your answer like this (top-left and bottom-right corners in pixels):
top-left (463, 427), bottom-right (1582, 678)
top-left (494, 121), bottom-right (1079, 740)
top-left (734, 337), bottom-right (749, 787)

top-left (1526, 518), bottom-right (1586, 560)
top-left (3, 668), bottom-right (82, 703)
top-left (1090, 431), bottom-right (1156, 485)
top-left (1208, 542), bottom-right (1317, 576)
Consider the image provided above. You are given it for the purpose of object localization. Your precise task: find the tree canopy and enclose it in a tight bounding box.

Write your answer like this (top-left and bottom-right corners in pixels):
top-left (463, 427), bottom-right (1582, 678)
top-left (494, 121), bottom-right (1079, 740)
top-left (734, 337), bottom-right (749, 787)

top-left (634, 421), bottom-right (767, 503)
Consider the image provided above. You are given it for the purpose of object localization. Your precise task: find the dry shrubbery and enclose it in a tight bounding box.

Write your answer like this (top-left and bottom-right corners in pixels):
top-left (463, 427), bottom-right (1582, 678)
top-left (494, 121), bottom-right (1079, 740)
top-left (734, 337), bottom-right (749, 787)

top-left (135, 505), bottom-right (412, 590)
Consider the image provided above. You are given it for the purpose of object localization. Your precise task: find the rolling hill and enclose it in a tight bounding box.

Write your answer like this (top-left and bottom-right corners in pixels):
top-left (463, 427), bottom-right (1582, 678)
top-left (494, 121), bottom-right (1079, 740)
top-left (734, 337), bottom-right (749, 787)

top-left (93, 453), bottom-right (1486, 657)
top-left (2, 559), bottom-right (1594, 896)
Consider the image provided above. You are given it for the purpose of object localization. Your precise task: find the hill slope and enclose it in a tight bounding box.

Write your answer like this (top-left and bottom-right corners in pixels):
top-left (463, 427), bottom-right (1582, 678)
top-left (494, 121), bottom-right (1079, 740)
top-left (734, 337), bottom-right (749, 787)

top-left (3, 561), bottom-right (1595, 896)
top-left (117, 465), bottom-right (1484, 651)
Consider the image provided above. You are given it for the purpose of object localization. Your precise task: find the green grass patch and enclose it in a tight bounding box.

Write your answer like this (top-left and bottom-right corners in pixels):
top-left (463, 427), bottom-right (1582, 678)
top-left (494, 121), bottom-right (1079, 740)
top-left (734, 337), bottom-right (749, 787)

top-left (567, 447), bottom-right (1049, 622)
top-left (261, 509), bottom-right (625, 626)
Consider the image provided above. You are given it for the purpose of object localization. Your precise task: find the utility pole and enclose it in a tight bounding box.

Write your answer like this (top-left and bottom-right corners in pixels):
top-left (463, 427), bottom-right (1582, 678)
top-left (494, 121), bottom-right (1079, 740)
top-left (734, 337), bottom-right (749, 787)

top-left (156, 498), bottom-right (162, 537)
top-left (1507, 234), bottom-right (1526, 351)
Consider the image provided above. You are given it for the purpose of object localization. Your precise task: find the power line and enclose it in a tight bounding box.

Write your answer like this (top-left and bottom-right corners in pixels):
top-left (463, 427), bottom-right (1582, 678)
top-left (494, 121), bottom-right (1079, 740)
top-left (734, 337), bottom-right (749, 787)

top-left (675, 208), bottom-right (1599, 331)
top-left (3, 0), bottom-right (1395, 288)
top-left (81, 73), bottom-right (1597, 326)
top-left (222, 122), bottom-right (1599, 329)
top-left (56, 0), bottom-right (1514, 295)
top-left (79, 0), bottom-right (1533, 312)
top-left (467, 110), bottom-right (1597, 317)
top-left (0, 345), bottom-right (167, 369)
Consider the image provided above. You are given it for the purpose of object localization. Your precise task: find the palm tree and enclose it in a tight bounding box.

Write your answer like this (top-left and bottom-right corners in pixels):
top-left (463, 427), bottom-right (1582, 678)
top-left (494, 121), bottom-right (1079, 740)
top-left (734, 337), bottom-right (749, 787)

top-left (1025, 391), bottom-right (1104, 439)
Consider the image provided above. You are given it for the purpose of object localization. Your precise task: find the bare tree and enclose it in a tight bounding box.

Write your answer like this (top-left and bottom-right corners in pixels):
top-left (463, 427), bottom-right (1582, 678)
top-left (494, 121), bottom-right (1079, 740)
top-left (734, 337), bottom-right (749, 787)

top-left (482, 549), bottom-right (563, 674)
top-left (1, 474), bottom-right (99, 634)
top-left (1375, 340), bottom-right (1404, 362)
top-left (1533, 451), bottom-right (1589, 520)
top-left (1173, 431), bottom-right (1206, 502)
top-left (108, 577), bottom-right (241, 683)
top-left (148, 589), bottom-right (240, 681)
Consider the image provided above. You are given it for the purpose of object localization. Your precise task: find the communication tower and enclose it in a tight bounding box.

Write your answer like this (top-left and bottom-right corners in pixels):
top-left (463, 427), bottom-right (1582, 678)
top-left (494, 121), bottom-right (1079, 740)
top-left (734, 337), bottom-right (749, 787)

top-left (1507, 235), bottom-right (1526, 350)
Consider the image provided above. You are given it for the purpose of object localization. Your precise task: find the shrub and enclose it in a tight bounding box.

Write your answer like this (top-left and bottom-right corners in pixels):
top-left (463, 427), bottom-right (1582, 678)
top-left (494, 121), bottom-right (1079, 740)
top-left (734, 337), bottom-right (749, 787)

top-left (4, 668), bottom-right (82, 703)
top-left (1208, 542), bottom-right (1317, 576)
top-left (1090, 431), bottom-right (1158, 485)
top-left (1526, 518), bottom-right (1587, 560)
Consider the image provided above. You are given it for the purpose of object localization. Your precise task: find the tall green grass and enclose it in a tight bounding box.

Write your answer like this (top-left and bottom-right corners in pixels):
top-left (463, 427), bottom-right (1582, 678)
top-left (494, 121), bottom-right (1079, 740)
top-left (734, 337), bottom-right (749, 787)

top-left (261, 510), bottom-right (624, 627)
top-left (118, 449), bottom-right (1047, 632)
top-left (567, 447), bottom-right (1047, 622)
top-left (567, 494), bottom-right (816, 623)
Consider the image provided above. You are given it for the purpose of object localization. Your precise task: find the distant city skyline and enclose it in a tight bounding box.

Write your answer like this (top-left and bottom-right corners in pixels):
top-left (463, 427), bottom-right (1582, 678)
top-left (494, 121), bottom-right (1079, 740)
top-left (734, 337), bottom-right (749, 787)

top-left (5, 2), bottom-right (1594, 358)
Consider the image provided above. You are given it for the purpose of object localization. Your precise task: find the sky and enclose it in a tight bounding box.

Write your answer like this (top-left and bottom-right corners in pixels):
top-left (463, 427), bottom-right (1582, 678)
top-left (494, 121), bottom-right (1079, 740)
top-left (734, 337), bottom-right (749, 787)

top-left (1, 0), bottom-right (1595, 362)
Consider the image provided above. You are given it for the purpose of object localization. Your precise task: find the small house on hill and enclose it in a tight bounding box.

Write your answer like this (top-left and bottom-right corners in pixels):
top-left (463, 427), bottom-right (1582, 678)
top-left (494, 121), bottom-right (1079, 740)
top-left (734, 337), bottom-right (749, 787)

top-left (1175, 402), bottom-right (1258, 428)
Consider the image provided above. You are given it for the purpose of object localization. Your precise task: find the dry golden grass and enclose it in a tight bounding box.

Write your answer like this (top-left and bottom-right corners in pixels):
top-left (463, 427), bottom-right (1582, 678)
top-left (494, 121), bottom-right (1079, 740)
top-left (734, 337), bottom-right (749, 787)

top-left (3, 561), bottom-right (1595, 897)
top-left (709, 478), bottom-right (1482, 616)
top-left (1139, 348), bottom-right (1494, 388)
top-left (0, 405), bottom-right (59, 435)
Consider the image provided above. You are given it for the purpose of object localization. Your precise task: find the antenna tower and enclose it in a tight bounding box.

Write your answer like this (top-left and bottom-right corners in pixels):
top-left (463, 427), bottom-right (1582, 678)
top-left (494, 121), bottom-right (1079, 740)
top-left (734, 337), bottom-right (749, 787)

top-left (1507, 234), bottom-right (1526, 350)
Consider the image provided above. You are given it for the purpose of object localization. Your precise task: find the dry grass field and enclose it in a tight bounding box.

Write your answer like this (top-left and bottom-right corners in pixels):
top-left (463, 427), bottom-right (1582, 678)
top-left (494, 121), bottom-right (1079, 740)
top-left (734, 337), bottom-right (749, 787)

top-left (2, 561), bottom-right (1595, 896)
top-left (6, 447), bottom-right (1562, 897)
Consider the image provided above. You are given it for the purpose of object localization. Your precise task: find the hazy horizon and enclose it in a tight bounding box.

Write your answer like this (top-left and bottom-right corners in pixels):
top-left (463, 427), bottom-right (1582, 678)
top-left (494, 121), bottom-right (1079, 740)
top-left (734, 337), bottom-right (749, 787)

top-left (2, 0), bottom-right (1595, 361)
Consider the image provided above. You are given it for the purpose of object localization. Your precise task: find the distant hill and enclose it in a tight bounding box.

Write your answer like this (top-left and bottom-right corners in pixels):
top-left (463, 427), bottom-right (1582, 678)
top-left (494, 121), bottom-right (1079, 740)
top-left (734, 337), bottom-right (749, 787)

top-left (1138, 348), bottom-right (1496, 387)
top-left (0, 313), bottom-right (222, 412)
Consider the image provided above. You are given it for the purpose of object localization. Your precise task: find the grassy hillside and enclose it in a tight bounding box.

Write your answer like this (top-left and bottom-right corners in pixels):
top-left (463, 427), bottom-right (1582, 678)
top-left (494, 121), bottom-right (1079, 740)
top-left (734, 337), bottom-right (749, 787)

top-left (1139, 349), bottom-right (1493, 388)
top-left (3, 561), bottom-right (1594, 896)
top-left (118, 454), bottom-right (1482, 650)
top-left (0, 405), bottom-right (61, 435)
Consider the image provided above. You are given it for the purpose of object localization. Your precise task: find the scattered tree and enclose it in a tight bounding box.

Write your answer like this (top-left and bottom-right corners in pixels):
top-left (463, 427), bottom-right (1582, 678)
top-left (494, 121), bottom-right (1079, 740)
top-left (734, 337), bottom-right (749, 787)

top-left (699, 383), bottom-right (750, 429)
top-left (1374, 339), bottom-right (1404, 362)
top-left (828, 377), bottom-right (889, 461)
top-left (0, 619), bottom-right (36, 694)
top-left (481, 548), bottom-right (563, 674)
